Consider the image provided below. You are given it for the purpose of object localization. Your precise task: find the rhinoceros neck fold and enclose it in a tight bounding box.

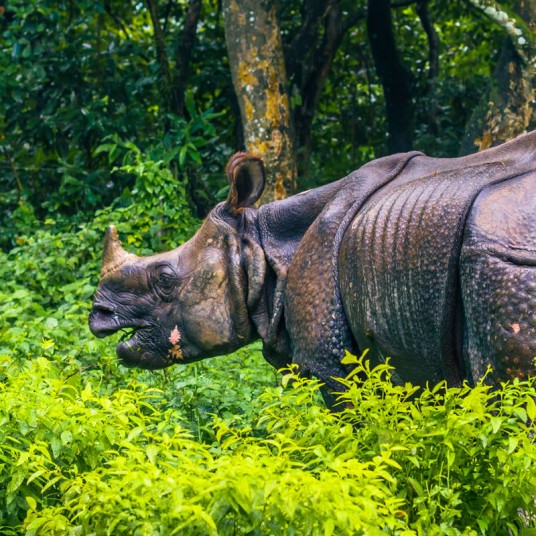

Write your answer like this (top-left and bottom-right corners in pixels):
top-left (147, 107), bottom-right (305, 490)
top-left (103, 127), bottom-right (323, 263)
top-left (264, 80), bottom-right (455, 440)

top-left (257, 178), bottom-right (351, 278)
top-left (231, 184), bottom-right (347, 369)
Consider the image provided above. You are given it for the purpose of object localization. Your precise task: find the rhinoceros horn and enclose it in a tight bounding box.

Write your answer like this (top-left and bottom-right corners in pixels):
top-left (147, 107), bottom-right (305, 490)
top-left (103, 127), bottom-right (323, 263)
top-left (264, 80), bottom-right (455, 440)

top-left (101, 225), bottom-right (137, 277)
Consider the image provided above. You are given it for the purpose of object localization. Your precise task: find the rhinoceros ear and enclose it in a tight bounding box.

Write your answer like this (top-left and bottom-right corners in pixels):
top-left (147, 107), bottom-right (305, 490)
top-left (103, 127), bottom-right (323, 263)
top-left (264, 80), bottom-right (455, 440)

top-left (225, 152), bottom-right (265, 215)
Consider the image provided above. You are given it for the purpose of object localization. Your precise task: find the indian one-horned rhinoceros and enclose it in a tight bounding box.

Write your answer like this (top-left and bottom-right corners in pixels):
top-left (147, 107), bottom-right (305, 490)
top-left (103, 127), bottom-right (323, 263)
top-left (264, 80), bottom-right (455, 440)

top-left (89, 131), bottom-right (536, 407)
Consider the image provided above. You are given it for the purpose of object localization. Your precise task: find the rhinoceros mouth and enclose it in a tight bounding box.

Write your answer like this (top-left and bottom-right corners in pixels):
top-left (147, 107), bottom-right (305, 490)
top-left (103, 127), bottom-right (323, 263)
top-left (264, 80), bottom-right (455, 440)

top-left (116, 327), bottom-right (179, 369)
top-left (89, 310), bottom-right (169, 368)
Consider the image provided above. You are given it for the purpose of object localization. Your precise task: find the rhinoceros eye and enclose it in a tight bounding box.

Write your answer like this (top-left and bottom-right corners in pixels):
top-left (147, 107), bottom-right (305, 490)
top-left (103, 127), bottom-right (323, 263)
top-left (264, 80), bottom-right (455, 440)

top-left (152, 264), bottom-right (179, 300)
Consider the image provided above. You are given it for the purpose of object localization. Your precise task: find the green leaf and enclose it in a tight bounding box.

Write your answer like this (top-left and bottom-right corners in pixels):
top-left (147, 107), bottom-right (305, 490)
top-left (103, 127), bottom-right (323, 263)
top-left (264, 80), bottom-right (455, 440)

top-left (146, 444), bottom-right (159, 464)
top-left (61, 430), bottom-right (73, 445)
top-left (490, 416), bottom-right (502, 434)
top-left (7, 467), bottom-right (26, 497)
top-left (44, 317), bottom-right (58, 329)
top-left (25, 496), bottom-right (37, 511)
top-left (508, 437), bottom-right (519, 454)
top-left (526, 396), bottom-right (536, 421)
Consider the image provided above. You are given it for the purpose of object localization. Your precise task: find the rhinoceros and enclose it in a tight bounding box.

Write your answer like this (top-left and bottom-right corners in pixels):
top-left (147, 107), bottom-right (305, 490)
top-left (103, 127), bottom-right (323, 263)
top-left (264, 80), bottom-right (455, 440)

top-left (89, 131), bottom-right (536, 407)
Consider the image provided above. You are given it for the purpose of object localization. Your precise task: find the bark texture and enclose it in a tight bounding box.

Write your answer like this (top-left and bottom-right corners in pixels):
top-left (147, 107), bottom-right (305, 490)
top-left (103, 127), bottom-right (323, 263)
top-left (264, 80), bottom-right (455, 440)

top-left (461, 0), bottom-right (536, 153)
top-left (222, 0), bottom-right (297, 202)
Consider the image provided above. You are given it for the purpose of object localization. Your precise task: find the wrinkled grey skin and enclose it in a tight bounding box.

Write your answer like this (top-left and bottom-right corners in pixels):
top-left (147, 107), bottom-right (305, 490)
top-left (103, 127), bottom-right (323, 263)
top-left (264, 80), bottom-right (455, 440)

top-left (90, 134), bottom-right (536, 407)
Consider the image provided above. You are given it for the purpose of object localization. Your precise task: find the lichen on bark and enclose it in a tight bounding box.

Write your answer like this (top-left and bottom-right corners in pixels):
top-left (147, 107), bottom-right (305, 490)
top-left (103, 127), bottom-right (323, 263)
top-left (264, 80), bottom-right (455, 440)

top-left (466, 0), bottom-right (535, 65)
top-left (222, 0), bottom-right (297, 202)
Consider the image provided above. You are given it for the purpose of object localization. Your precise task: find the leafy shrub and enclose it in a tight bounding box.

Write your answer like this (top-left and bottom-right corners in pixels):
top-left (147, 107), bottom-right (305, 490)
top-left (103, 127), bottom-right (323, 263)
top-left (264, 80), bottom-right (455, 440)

top-left (0, 144), bottom-right (199, 390)
top-left (337, 354), bottom-right (536, 534)
top-left (1, 347), bottom-right (535, 534)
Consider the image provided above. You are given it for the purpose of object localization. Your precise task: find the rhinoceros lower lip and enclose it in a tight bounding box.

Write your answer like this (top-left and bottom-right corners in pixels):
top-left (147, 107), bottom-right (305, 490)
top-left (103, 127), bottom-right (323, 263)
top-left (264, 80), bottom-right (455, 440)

top-left (116, 329), bottom-right (170, 369)
top-left (116, 331), bottom-right (143, 367)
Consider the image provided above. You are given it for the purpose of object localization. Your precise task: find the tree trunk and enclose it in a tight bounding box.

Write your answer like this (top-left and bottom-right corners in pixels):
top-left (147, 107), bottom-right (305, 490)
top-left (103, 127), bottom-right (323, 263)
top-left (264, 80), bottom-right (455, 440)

top-left (416, 0), bottom-right (440, 136)
top-left (145, 0), bottom-right (202, 121)
top-left (144, 0), bottom-right (174, 130)
top-left (286, 1), bottom-right (364, 176)
top-left (367, 0), bottom-right (415, 153)
top-left (461, 0), bottom-right (536, 153)
top-left (222, 0), bottom-right (297, 202)
top-left (172, 0), bottom-right (202, 116)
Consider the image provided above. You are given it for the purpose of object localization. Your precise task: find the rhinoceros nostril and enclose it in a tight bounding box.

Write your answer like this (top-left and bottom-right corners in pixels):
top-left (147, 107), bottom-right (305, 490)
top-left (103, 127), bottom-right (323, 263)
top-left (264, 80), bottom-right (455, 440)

top-left (93, 302), bottom-right (115, 314)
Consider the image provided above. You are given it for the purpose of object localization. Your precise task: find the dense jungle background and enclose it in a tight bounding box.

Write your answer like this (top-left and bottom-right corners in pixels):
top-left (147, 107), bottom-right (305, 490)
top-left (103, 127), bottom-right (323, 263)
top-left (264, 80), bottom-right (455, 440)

top-left (1, 0), bottom-right (536, 533)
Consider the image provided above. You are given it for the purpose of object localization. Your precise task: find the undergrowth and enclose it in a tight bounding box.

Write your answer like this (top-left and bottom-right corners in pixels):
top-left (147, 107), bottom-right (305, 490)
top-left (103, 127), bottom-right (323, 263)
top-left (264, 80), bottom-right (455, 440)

top-left (0, 151), bottom-right (535, 535)
top-left (1, 352), bottom-right (535, 535)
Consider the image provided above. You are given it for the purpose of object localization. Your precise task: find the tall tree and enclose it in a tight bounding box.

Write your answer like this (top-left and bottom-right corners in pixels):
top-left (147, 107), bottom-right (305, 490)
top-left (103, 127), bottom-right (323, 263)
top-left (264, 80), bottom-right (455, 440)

top-left (416, 0), bottom-right (440, 136)
top-left (367, 0), bottom-right (415, 153)
top-left (145, 0), bottom-right (174, 128)
top-left (145, 0), bottom-right (202, 122)
top-left (222, 0), bottom-right (297, 202)
top-left (285, 0), bottom-right (362, 175)
top-left (172, 0), bottom-right (202, 115)
top-left (461, 0), bottom-right (536, 152)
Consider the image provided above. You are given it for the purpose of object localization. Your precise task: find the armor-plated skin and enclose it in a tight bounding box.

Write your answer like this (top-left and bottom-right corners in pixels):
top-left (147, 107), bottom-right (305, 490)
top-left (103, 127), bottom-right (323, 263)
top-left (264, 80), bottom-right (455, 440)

top-left (89, 134), bottom-right (536, 407)
top-left (339, 135), bottom-right (536, 391)
top-left (460, 174), bottom-right (536, 384)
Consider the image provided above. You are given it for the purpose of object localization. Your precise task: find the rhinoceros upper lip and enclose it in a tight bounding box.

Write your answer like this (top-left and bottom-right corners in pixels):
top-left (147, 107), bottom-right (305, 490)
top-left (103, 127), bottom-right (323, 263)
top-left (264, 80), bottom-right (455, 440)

top-left (89, 309), bottom-right (149, 339)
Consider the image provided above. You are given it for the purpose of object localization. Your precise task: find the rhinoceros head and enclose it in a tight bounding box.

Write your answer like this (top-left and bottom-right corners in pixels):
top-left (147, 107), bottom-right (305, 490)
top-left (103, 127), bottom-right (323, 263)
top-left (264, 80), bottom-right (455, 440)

top-left (88, 153), bottom-right (267, 369)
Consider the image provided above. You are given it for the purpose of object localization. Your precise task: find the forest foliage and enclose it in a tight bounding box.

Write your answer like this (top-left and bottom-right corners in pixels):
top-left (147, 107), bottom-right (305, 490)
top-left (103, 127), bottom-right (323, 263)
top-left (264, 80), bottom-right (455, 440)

top-left (1, 0), bottom-right (536, 533)
top-left (1, 0), bottom-right (515, 247)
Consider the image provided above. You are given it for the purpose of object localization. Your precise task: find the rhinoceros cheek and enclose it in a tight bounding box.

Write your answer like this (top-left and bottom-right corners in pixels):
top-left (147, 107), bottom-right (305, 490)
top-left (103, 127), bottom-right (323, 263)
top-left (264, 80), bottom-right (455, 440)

top-left (177, 296), bottom-right (230, 346)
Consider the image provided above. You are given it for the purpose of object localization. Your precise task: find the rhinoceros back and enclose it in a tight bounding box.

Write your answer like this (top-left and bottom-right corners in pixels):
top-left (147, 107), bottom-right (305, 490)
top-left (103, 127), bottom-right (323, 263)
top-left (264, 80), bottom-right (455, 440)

top-left (339, 144), bottom-right (536, 387)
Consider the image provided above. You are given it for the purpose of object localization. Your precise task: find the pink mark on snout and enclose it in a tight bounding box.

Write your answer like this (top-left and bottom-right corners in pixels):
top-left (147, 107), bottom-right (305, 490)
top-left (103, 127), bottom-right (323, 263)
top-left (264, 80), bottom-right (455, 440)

top-left (168, 326), bottom-right (183, 361)
top-left (169, 326), bottom-right (181, 345)
top-left (511, 323), bottom-right (520, 335)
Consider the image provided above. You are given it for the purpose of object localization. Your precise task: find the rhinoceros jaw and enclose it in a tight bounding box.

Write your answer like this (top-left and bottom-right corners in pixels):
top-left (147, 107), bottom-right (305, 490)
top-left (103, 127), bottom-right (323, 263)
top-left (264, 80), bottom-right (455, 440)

top-left (116, 329), bottom-right (162, 368)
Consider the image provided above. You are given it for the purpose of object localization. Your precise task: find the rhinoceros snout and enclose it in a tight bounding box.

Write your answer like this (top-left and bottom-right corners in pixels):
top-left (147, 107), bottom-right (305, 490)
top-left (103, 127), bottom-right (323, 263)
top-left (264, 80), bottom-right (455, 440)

top-left (89, 307), bottom-right (119, 338)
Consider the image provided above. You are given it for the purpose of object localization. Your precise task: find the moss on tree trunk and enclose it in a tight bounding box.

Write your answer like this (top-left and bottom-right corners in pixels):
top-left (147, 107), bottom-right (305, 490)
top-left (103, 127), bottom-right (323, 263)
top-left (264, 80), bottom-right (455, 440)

top-left (222, 0), bottom-right (297, 202)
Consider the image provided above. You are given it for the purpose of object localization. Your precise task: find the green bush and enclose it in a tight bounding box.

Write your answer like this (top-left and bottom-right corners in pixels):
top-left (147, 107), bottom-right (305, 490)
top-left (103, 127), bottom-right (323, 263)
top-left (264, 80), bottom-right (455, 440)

top-left (1, 353), bottom-right (535, 535)
top-left (337, 354), bottom-right (536, 534)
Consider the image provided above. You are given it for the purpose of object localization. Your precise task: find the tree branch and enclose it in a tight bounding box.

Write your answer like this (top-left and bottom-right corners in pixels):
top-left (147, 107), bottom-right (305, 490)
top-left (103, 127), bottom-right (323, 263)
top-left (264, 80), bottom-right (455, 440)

top-left (342, 8), bottom-right (365, 33)
top-left (286, 0), bottom-right (331, 80)
top-left (162, 0), bottom-right (174, 33)
top-left (103, 1), bottom-right (131, 40)
top-left (172, 0), bottom-right (201, 115)
top-left (416, 0), bottom-right (439, 79)
top-left (144, 0), bottom-right (173, 126)
top-left (367, 0), bottom-right (415, 152)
